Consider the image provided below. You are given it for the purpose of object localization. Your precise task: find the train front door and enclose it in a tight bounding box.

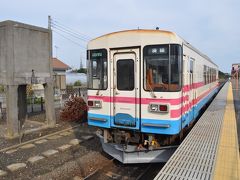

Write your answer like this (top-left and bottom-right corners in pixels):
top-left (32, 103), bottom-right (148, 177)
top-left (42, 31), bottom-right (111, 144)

top-left (111, 48), bottom-right (140, 130)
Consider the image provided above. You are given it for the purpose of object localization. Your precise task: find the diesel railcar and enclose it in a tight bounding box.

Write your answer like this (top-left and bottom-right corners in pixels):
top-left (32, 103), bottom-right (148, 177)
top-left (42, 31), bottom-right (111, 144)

top-left (87, 29), bottom-right (219, 163)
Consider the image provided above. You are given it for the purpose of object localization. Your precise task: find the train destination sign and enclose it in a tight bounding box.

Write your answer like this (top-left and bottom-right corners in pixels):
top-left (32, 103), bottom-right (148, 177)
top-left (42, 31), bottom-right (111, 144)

top-left (147, 46), bottom-right (168, 56)
top-left (90, 49), bottom-right (107, 59)
top-left (91, 52), bottom-right (103, 58)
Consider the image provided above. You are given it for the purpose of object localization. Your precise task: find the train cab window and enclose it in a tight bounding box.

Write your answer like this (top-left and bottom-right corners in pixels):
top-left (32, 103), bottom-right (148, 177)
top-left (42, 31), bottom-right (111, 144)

top-left (88, 49), bottom-right (107, 90)
top-left (144, 44), bottom-right (182, 92)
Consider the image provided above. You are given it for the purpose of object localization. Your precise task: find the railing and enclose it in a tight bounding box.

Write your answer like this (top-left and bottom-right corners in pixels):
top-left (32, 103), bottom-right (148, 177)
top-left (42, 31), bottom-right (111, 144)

top-left (0, 86), bottom-right (88, 119)
top-left (0, 93), bottom-right (6, 121)
top-left (61, 86), bottom-right (87, 101)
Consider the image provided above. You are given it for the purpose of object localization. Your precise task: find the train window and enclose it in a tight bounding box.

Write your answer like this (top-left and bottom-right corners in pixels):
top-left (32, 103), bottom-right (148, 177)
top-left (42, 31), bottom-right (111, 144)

top-left (210, 68), bottom-right (213, 83)
top-left (189, 60), bottom-right (193, 73)
top-left (144, 44), bottom-right (182, 92)
top-left (117, 59), bottom-right (134, 91)
top-left (88, 49), bottom-right (107, 90)
top-left (203, 65), bottom-right (207, 84)
top-left (170, 45), bottom-right (182, 91)
top-left (207, 67), bottom-right (210, 84)
top-left (213, 69), bottom-right (216, 81)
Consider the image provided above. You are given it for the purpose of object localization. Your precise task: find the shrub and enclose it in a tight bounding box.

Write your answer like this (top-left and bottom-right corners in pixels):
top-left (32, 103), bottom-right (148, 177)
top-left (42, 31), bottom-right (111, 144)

top-left (74, 80), bottom-right (82, 86)
top-left (60, 96), bottom-right (87, 122)
top-left (77, 68), bottom-right (87, 74)
top-left (0, 85), bottom-right (4, 93)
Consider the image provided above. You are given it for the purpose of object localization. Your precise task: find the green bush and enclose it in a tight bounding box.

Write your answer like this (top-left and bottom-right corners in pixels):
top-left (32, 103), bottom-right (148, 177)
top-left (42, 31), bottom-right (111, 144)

top-left (74, 80), bottom-right (82, 86)
top-left (77, 68), bottom-right (87, 74)
top-left (0, 85), bottom-right (5, 93)
top-left (66, 84), bottom-right (74, 89)
top-left (27, 97), bottom-right (45, 105)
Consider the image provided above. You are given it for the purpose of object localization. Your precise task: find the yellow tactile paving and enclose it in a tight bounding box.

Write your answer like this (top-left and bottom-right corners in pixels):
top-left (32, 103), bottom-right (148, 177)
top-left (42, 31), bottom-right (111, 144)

top-left (213, 83), bottom-right (240, 180)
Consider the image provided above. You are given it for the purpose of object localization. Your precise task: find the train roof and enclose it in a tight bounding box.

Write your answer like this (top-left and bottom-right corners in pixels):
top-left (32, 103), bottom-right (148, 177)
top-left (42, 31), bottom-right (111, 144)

top-left (91, 29), bottom-right (175, 40)
top-left (90, 29), bottom-right (178, 44)
top-left (89, 29), bottom-right (217, 67)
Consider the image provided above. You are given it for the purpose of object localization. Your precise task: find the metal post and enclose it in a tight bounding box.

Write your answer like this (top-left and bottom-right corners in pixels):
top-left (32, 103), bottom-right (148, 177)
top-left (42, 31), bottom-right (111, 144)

top-left (31, 97), bottom-right (34, 113)
top-left (41, 97), bottom-right (43, 111)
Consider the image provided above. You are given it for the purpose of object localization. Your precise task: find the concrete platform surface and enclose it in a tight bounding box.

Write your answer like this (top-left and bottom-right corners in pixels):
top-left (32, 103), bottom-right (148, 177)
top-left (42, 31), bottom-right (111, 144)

top-left (155, 82), bottom-right (239, 180)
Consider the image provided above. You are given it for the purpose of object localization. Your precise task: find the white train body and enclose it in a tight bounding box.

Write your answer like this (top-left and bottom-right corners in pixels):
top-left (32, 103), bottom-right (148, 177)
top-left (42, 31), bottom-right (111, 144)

top-left (87, 29), bottom-right (219, 163)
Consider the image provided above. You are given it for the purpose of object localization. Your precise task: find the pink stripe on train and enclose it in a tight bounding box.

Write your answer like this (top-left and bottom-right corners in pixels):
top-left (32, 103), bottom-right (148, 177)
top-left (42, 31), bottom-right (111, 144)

top-left (171, 85), bottom-right (218, 118)
top-left (88, 82), bottom-right (218, 118)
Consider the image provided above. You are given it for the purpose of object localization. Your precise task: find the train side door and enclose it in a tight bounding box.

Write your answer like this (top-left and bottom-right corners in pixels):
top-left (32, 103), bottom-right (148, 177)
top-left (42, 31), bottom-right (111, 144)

top-left (183, 57), bottom-right (194, 126)
top-left (111, 48), bottom-right (140, 130)
top-left (188, 58), bottom-right (194, 121)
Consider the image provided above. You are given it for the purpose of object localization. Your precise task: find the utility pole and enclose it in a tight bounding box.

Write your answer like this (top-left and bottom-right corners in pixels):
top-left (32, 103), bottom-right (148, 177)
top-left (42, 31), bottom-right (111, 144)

top-left (48, 15), bottom-right (52, 30)
top-left (46, 15), bottom-right (56, 127)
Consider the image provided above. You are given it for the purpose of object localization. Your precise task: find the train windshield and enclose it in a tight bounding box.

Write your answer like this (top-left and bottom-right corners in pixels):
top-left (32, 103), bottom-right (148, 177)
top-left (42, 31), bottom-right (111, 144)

top-left (144, 44), bottom-right (182, 92)
top-left (88, 49), bottom-right (107, 90)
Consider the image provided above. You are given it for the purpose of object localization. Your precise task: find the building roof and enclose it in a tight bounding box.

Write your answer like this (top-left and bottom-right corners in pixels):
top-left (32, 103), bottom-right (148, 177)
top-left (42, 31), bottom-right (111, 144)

top-left (52, 58), bottom-right (70, 71)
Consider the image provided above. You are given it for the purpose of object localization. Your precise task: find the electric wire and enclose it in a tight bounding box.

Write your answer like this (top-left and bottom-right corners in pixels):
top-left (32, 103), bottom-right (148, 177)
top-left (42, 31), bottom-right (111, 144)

top-left (51, 19), bottom-right (91, 41)
top-left (53, 29), bottom-right (87, 49)
top-left (52, 19), bottom-right (91, 39)
top-left (51, 24), bottom-right (89, 42)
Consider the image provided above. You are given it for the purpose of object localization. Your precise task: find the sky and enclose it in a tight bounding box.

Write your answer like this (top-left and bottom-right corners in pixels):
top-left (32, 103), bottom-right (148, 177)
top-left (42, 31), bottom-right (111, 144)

top-left (0, 0), bottom-right (239, 73)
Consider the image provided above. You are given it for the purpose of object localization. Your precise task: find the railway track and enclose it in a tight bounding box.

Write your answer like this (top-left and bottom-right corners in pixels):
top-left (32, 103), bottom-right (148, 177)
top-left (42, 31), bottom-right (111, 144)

top-left (0, 124), bottom-right (82, 153)
top-left (84, 157), bottom-right (164, 180)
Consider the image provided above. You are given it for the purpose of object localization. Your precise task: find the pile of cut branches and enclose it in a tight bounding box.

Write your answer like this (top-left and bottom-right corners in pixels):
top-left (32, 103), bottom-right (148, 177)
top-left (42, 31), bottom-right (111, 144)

top-left (60, 96), bottom-right (87, 122)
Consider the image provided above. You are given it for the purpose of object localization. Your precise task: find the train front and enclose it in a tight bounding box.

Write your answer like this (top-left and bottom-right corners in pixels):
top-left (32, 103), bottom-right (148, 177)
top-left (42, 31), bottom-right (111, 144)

top-left (87, 30), bottom-right (183, 163)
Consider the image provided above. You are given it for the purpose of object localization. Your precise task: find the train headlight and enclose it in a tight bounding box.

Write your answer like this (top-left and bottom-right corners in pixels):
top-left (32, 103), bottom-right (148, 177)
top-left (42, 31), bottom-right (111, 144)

top-left (149, 104), bottom-right (168, 113)
top-left (88, 100), bottom-right (102, 108)
top-left (149, 104), bottom-right (159, 112)
top-left (94, 101), bottom-right (102, 108)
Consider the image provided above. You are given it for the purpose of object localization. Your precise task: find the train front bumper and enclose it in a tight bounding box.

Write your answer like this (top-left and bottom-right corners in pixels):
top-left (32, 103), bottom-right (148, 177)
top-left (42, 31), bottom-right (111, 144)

top-left (96, 133), bottom-right (178, 164)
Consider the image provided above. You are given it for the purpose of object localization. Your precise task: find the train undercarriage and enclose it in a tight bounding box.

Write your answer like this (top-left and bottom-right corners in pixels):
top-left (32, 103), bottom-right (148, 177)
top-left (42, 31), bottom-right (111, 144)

top-left (96, 125), bottom-right (193, 163)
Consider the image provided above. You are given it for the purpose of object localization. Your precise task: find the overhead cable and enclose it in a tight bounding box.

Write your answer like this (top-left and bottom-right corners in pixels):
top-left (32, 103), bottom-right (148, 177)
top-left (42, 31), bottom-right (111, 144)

top-left (53, 29), bottom-right (87, 49)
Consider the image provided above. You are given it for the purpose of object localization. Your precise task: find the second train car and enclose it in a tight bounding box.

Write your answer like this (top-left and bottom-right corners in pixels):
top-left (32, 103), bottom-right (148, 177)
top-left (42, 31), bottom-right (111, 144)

top-left (87, 29), bottom-right (219, 163)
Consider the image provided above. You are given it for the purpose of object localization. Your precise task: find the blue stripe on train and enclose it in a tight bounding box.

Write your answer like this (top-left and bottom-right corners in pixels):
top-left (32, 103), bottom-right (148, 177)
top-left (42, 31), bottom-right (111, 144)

top-left (88, 87), bottom-right (219, 134)
top-left (88, 113), bottom-right (111, 128)
top-left (88, 113), bottom-right (140, 130)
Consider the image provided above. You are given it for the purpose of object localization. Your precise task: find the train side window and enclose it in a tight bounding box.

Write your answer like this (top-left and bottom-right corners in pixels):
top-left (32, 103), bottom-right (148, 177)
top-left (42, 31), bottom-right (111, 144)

top-left (170, 45), bottom-right (182, 91)
top-left (189, 60), bottom-right (193, 73)
top-left (117, 59), bottom-right (134, 91)
top-left (207, 67), bottom-right (210, 84)
top-left (203, 65), bottom-right (207, 84)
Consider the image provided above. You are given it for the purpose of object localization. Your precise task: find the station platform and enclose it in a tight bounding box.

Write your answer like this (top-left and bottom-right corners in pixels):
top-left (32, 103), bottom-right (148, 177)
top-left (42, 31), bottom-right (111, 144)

top-left (155, 82), bottom-right (239, 180)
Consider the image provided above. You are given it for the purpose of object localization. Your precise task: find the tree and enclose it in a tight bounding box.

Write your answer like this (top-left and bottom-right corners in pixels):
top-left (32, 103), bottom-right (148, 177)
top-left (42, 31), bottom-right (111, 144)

top-left (219, 70), bottom-right (230, 79)
top-left (74, 80), bottom-right (82, 86)
top-left (77, 68), bottom-right (87, 74)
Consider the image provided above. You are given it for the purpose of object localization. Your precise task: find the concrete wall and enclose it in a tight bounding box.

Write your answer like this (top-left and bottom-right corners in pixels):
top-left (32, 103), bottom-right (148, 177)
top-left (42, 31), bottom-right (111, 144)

top-left (0, 20), bottom-right (52, 85)
top-left (0, 20), bottom-right (56, 138)
top-left (0, 24), bottom-right (7, 84)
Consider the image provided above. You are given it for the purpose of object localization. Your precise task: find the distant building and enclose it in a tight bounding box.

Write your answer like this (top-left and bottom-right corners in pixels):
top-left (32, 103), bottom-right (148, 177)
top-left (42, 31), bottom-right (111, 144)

top-left (52, 58), bottom-right (70, 90)
top-left (231, 63), bottom-right (240, 78)
top-left (30, 58), bottom-right (70, 97)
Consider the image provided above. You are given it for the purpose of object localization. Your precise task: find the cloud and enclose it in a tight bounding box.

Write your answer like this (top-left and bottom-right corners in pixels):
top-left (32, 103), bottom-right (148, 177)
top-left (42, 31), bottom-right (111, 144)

top-left (0, 0), bottom-right (239, 71)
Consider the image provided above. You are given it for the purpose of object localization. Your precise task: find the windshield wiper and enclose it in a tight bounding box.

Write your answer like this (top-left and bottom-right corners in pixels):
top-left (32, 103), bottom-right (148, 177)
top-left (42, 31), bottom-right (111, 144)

top-left (96, 89), bottom-right (100, 96)
top-left (147, 82), bottom-right (157, 98)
